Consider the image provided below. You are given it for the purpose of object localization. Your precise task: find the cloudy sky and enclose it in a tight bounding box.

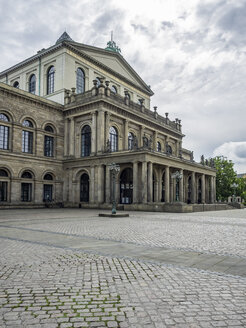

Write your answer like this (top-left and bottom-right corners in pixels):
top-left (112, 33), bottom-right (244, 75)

top-left (0, 0), bottom-right (245, 173)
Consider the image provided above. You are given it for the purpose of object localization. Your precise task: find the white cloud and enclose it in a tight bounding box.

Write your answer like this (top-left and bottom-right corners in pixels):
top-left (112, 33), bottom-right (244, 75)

top-left (0, 0), bottom-right (245, 169)
top-left (213, 142), bottom-right (246, 173)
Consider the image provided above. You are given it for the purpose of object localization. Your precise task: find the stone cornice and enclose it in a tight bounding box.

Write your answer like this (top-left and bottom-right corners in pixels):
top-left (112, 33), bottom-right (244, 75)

top-left (63, 150), bottom-right (216, 175)
top-left (0, 83), bottom-right (63, 112)
top-left (63, 94), bottom-right (184, 139)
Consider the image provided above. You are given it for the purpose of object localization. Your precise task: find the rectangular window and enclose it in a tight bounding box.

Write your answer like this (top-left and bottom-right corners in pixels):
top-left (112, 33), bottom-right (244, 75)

top-left (22, 130), bottom-right (33, 153)
top-left (43, 184), bottom-right (53, 202)
top-left (0, 182), bottom-right (7, 201)
top-left (44, 136), bottom-right (54, 157)
top-left (21, 183), bottom-right (32, 202)
top-left (0, 125), bottom-right (9, 150)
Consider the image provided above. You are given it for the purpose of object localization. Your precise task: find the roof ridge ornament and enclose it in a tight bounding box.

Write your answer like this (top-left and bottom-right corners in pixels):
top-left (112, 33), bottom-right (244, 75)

top-left (105, 31), bottom-right (121, 53)
top-left (56, 31), bottom-right (74, 44)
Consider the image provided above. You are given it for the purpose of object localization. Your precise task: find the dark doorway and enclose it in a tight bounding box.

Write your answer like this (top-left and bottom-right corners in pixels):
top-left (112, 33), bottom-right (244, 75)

top-left (187, 176), bottom-right (192, 203)
top-left (80, 173), bottom-right (89, 202)
top-left (198, 178), bottom-right (202, 204)
top-left (120, 168), bottom-right (133, 204)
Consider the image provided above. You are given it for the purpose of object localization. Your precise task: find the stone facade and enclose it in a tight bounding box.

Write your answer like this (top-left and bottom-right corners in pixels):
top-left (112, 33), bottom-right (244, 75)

top-left (0, 33), bottom-right (216, 210)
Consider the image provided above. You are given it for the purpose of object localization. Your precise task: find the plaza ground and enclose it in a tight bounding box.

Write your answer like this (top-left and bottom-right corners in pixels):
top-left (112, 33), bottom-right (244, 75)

top-left (0, 208), bottom-right (246, 327)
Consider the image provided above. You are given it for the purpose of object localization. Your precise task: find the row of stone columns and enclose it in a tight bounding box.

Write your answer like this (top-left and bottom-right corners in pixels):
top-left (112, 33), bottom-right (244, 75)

top-left (64, 112), bottom-right (181, 157)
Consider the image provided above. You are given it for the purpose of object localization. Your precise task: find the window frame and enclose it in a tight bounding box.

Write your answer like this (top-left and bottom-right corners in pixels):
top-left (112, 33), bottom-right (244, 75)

top-left (47, 66), bottom-right (55, 95)
top-left (29, 74), bottom-right (36, 94)
top-left (109, 126), bottom-right (118, 152)
top-left (81, 125), bottom-right (91, 157)
top-left (76, 68), bottom-right (85, 94)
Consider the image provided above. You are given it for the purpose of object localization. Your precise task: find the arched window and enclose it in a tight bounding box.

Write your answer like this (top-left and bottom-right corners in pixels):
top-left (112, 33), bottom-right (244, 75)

top-left (22, 120), bottom-right (33, 153)
top-left (44, 125), bottom-right (54, 157)
top-left (0, 114), bottom-right (10, 150)
top-left (13, 81), bottom-right (19, 88)
top-left (21, 171), bottom-right (33, 179)
top-left (47, 66), bottom-right (55, 94)
top-left (0, 169), bottom-right (8, 177)
top-left (157, 141), bottom-right (161, 152)
top-left (44, 173), bottom-right (53, 180)
top-left (45, 125), bottom-right (54, 133)
top-left (0, 169), bottom-right (9, 202)
top-left (80, 173), bottom-right (89, 202)
top-left (166, 144), bottom-right (172, 155)
top-left (111, 85), bottom-right (117, 94)
top-left (96, 77), bottom-right (101, 87)
top-left (128, 132), bottom-right (134, 150)
top-left (29, 74), bottom-right (36, 94)
top-left (22, 120), bottom-right (33, 128)
top-left (76, 68), bottom-right (85, 94)
top-left (109, 126), bottom-right (118, 152)
top-left (81, 125), bottom-right (91, 157)
top-left (120, 168), bottom-right (133, 204)
top-left (43, 173), bottom-right (54, 202)
top-left (0, 114), bottom-right (9, 122)
top-left (21, 171), bottom-right (33, 202)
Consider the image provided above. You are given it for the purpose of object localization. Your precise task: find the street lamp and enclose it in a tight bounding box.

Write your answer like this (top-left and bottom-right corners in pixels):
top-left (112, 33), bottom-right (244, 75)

top-left (171, 171), bottom-right (183, 202)
top-left (109, 163), bottom-right (120, 214)
top-left (231, 182), bottom-right (238, 202)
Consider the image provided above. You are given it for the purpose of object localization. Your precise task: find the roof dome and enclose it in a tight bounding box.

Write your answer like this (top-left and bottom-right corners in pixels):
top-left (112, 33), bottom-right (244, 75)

top-left (56, 32), bottom-right (74, 44)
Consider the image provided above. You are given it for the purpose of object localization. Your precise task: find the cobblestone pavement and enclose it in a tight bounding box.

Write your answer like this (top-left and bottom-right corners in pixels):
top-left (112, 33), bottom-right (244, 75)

top-left (0, 208), bottom-right (246, 327)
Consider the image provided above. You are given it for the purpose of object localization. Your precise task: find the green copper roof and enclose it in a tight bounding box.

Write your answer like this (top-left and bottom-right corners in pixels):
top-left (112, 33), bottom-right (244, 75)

top-left (105, 40), bottom-right (121, 53)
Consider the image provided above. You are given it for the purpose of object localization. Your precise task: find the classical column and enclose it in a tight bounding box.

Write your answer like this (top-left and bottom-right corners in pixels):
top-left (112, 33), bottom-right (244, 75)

top-left (201, 174), bottom-right (205, 204)
top-left (124, 119), bottom-right (129, 150)
top-left (97, 110), bottom-right (105, 154)
top-left (97, 165), bottom-right (104, 203)
top-left (139, 125), bottom-right (144, 147)
top-left (133, 162), bottom-right (138, 203)
top-left (170, 175), bottom-right (174, 202)
top-left (153, 131), bottom-right (157, 151)
top-left (141, 161), bottom-right (147, 203)
top-left (105, 164), bottom-right (110, 203)
top-left (205, 176), bottom-right (210, 203)
top-left (91, 111), bottom-right (97, 155)
top-left (213, 176), bottom-right (216, 203)
top-left (165, 166), bottom-right (170, 203)
top-left (69, 117), bottom-right (75, 156)
top-left (191, 172), bottom-right (196, 204)
top-left (105, 111), bottom-right (110, 149)
top-left (158, 168), bottom-right (163, 202)
top-left (147, 162), bottom-right (153, 202)
top-left (179, 169), bottom-right (184, 202)
top-left (64, 118), bottom-right (68, 156)
top-left (90, 166), bottom-right (95, 204)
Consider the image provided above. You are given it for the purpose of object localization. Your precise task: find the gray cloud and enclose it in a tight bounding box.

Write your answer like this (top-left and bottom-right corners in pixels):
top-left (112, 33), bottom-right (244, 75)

top-left (235, 145), bottom-right (246, 158)
top-left (161, 21), bottom-right (174, 30)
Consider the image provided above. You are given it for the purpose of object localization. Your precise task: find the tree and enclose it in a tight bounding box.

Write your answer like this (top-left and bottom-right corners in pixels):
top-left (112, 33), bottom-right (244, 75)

top-left (236, 177), bottom-right (246, 203)
top-left (213, 156), bottom-right (237, 201)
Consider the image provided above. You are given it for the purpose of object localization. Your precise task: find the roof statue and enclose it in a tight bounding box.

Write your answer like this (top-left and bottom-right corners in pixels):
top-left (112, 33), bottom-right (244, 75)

top-left (105, 31), bottom-right (121, 53)
top-left (56, 31), bottom-right (74, 44)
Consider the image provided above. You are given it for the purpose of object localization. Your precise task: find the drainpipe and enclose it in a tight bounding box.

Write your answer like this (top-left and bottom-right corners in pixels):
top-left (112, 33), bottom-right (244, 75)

top-left (6, 73), bottom-right (8, 84)
top-left (38, 57), bottom-right (41, 96)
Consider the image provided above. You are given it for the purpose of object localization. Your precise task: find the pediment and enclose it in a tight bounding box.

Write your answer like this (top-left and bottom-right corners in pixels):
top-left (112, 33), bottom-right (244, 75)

top-left (69, 43), bottom-right (153, 95)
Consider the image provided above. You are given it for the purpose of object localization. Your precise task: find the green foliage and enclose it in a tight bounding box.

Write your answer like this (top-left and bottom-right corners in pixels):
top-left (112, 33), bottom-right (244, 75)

top-left (214, 156), bottom-right (237, 201)
top-left (236, 177), bottom-right (246, 203)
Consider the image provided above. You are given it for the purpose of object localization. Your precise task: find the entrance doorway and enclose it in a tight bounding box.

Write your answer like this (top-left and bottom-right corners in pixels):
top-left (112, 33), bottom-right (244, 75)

top-left (80, 173), bottom-right (89, 202)
top-left (120, 168), bottom-right (133, 204)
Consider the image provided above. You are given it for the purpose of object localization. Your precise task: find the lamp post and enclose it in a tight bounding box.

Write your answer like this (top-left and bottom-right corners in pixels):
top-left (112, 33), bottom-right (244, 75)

top-left (231, 182), bottom-right (238, 202)
top-left (109, 163), bottom-right (120, 214)
top-left (171, 171), bottom-right (183, 202)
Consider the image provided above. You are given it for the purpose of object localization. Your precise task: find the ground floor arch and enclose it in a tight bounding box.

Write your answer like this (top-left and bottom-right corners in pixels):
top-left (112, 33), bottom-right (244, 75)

top-left (80, 173), bottom-right (89, 202)
top-left (120, 168), bottom-right (133, 204)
